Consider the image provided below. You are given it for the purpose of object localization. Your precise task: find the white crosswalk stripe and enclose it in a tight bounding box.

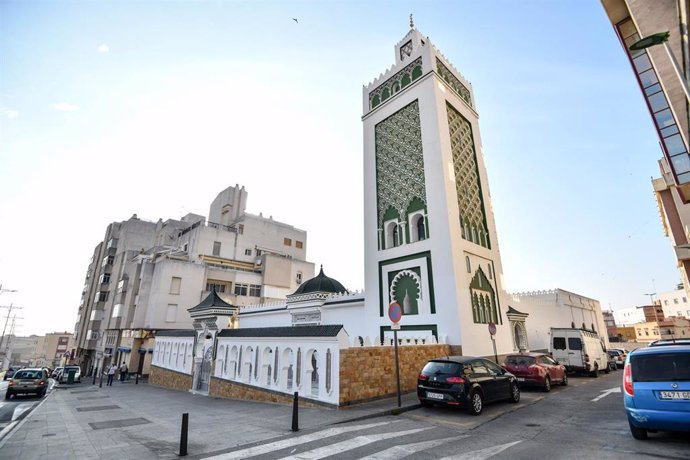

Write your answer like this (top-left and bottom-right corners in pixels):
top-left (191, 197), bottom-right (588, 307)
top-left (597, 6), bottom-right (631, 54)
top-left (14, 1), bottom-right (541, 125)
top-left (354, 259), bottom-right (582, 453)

top-left (280, 427), bottom-right (430, 460)
top-left (359, 435), bottom-right (468, 460)
top-left (439, 440), bottom-right (522, 460)
top-left (203, 421), bottom-right (396, 460)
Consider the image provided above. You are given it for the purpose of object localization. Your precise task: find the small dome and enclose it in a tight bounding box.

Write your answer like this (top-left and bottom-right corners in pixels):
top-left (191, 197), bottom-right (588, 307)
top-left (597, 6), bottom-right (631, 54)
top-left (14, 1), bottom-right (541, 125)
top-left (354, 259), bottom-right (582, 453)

top-left (292, 266), bottom-right (347, 295)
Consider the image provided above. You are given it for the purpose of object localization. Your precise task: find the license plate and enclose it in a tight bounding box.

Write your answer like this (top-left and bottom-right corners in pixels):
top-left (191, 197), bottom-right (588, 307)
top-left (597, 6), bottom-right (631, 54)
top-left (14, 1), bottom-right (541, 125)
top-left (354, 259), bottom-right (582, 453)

top-left (426, 392), bottom-right (445, 400)
top-left (659, 391), bottom-right (690, 400)
top-left (517, 378), bottom-right (525, 382)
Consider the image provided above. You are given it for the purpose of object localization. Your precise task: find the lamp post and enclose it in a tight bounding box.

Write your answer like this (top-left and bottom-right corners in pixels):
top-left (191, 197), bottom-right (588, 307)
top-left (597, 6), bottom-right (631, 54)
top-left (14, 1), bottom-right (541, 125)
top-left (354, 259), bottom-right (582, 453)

top-left (629, 31), bottom-right (690, 103)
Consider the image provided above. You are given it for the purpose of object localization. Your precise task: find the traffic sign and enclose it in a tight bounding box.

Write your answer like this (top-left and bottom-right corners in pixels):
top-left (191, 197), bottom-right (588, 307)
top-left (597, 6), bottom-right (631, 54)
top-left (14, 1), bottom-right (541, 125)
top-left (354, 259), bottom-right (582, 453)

top-left (488, 322), bottom-right (497, 336)
top-left (391, 323), bottom-right (401, 330)
top-left (388, 302), bottom-right (403, 323)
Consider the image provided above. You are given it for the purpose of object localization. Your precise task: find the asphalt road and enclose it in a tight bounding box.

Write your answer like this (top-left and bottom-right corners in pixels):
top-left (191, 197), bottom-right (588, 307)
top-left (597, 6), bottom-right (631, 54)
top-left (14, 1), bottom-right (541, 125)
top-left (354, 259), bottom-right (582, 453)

top-left (199, 370), bottom-right (690, 460)
top-left (0, 379), bottom-right (55, 436)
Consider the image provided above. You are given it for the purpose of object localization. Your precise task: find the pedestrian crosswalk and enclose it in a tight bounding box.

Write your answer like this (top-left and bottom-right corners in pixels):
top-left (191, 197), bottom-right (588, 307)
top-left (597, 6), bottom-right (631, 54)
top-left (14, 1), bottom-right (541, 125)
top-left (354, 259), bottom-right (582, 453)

top-left (203, 420), bottom-right (516, 460)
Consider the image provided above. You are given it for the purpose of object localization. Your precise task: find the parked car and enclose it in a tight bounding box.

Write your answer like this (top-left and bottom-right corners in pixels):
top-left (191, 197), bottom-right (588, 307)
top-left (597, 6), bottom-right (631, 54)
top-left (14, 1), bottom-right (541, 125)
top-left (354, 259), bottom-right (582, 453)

top-left (607, 350), bottom-right (624, 369)
top-left (501, 353), bottom-right (567, 391)
top-left (649, 338), bottom-right (690, 347)
top-left (551, 328), bottom-right (609, 376)
top-left (57, 365), bottom-right (81, 383)
top-left (3, 367), bottom-right (20, 380)
top-left (417, 356), bottom-right (520, 415)
top-left (5, 368), bottom-right (50, 399)
top-left (623, 344), bottom-right (690, 439)
top-left (51, 367), bottom-right (63, 379)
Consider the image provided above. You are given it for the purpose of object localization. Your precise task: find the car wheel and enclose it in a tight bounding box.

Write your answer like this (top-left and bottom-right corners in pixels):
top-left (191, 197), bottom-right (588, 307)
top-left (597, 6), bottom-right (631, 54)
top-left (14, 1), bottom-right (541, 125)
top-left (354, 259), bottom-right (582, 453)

top-left (561, 372), bottom-right (568, 386)
top-left (590, 364), bottom-right (599, 378)
top-left (543, 376), bottom-right (551, 392)
top-left (5, 391), bottom-right (12, 400)
top-left (509, 382), bottom-right (520, 403)
top-left (629, 422), bottom-right (648, 440)
top-left (468, 390), bottom-right (483, 415)
top-left (604, 363), bottom-right (611, 374)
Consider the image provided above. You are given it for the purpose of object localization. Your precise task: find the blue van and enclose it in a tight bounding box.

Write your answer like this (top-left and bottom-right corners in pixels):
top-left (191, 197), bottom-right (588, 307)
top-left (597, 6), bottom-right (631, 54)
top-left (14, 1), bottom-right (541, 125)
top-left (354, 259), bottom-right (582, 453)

top-left (623, 344), bottom-right (690, 439)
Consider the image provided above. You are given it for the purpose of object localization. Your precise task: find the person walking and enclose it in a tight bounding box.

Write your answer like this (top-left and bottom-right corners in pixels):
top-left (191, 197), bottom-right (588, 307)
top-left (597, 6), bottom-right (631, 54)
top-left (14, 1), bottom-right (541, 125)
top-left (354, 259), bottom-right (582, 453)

top-left (119, 361), bottom-right (128, 382)
top-left (106, 363), bottom-right (117, 386)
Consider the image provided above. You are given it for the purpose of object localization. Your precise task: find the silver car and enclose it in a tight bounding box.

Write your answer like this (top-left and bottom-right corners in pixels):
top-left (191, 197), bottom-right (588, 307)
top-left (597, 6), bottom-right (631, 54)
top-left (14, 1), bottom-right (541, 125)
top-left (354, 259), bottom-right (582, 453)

top-left (6, 368), bottom-right (49, 399)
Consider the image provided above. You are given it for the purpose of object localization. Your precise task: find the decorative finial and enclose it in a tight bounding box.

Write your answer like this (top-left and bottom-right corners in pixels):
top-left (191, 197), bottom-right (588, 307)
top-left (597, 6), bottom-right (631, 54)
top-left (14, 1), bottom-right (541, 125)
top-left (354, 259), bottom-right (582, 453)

top-left (409, 14), bottom-right (414, 29)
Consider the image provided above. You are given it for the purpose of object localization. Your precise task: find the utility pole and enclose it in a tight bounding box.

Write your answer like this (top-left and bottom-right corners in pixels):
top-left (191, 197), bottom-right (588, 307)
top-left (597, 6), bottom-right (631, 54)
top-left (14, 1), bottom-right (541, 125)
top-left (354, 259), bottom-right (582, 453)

top-left (0, 303), bottom-right (23, 351)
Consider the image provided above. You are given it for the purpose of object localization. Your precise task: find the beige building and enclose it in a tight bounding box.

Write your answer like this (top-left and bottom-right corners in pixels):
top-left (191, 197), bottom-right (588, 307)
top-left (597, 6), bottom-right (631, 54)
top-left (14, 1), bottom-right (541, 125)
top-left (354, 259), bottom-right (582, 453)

top-left (602, 1), bottom-right (690, 296)
top-left (657, 317), bottom-right (690, 339)
top-left (32, 332), bottom-right (74, 368)
top-left (73, 185), bottom-right (315, 378)
top-left (633, 321), bottom-right (662, 342)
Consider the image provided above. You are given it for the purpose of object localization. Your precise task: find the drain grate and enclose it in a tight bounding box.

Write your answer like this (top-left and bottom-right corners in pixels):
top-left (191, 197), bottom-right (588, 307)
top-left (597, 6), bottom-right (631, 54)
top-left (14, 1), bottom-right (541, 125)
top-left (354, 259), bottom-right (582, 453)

top-left (76, 405), bottom-right (121, 412)
top-left (89, 418), bottom-right (151, 430)
top-left (525, 423), bottom-right (541, 427)
top-left (42, 433), bottom-right (56, 437)
top-left (77, 396), bottom-right (110, 401)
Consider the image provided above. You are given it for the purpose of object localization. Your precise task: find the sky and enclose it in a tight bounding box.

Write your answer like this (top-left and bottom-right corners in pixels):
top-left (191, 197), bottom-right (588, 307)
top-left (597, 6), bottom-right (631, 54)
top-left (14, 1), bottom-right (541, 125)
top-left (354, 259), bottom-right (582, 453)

top-left (0, 0), bottom-right (679, 337)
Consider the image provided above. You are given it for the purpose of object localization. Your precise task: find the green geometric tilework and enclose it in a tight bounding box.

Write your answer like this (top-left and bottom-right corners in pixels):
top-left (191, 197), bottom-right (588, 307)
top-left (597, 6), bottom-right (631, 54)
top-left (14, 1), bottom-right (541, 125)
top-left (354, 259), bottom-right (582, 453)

top-left (374, 100), bottom-right (427, 228)
top-left (446, 102), bottom-right (490, 249)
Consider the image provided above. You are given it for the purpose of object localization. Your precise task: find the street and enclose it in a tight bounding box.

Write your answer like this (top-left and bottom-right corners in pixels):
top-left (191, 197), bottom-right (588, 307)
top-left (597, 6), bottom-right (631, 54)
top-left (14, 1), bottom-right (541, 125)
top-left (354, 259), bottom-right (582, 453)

top-left (0, 379), bottom-right (54, 436)
top-left (199, 371), bottom-right (690, 460)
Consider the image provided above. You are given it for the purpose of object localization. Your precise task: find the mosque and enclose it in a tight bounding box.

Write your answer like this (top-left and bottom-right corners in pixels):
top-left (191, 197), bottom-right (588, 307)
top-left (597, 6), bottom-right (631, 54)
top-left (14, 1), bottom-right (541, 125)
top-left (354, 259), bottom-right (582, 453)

top-left (150, 22), bottom-right (608, 407)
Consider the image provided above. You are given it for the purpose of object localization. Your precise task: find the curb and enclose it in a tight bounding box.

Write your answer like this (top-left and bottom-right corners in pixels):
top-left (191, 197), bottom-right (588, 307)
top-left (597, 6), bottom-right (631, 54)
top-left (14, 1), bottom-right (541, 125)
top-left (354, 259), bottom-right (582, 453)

top-left (332, 402), bottom-right (422, 425)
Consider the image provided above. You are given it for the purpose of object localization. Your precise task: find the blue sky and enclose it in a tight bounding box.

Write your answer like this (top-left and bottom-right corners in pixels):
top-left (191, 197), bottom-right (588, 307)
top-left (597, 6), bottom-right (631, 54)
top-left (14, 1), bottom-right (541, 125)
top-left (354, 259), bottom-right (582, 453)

top-left (0, 0), bottom-right (677, 336)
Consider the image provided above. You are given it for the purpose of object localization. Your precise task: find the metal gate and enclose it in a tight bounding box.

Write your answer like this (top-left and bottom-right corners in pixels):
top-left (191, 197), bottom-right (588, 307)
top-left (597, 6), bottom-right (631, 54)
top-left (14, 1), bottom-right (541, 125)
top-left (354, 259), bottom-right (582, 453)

top-left (197, 347), bottom-right (212, 392)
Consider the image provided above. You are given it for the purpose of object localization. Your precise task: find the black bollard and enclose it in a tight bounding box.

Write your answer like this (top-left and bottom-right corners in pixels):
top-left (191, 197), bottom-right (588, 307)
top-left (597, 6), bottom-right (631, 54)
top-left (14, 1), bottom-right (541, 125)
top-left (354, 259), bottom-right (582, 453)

top-left (291, 391), bottom-right (299, 432)
top-left (179, 413), bottom-right (189, 456)
top-left (99, 372), bottom-right (103, 388)
top-left (92, 370), bottom-right (97, 385)
top-left (135, 373), bottom-right (139, 385)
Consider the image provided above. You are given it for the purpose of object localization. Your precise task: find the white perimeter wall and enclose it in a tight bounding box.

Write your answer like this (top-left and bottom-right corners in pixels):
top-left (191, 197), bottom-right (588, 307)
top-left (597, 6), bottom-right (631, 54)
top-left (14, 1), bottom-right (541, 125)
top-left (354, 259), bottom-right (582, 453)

top-left (152, 336), bottom-right (194, 375)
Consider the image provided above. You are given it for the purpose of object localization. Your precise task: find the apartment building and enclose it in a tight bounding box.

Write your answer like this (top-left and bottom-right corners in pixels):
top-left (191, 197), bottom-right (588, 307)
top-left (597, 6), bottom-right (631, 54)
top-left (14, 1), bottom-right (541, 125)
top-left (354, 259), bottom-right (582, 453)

top-left (73, 185), bottom-right (315, 377)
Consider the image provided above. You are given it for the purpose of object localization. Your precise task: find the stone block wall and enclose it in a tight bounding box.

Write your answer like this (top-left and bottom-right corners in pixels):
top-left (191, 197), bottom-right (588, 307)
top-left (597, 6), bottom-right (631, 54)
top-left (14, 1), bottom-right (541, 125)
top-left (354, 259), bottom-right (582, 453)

top-left (149, 365), bottom-right (193, 391)
top-left (210, 377), bottom-right (326, 408)
top-left (339, 344), bottom-right (451, 405)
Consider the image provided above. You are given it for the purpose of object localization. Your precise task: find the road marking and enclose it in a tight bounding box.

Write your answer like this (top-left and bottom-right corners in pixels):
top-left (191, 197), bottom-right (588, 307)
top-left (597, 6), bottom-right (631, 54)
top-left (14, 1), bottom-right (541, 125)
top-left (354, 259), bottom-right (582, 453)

top-left (359, 435), bottom-right (468, 460)
top-left (12, 404), bottom-right (33, 421)
top-left (204, 421), bottom-right (395, 460)
top-left (440, 440), bottom-right (522, 460)
top-left (591, 387), bottom-right (621, 402)
top-left (279, 427), bottom-right (429, 459)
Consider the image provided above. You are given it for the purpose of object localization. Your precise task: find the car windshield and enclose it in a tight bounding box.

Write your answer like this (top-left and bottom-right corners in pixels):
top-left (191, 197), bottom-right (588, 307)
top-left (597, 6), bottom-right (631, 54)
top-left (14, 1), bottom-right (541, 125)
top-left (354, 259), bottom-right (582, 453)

top-left (505, 356), bottom-right (536, 365)
top-left (632, 352), bottom-right (690, 382)
top-left (422, 361), bottom-right (462, 375)
top-left (14, 370), bottom-right (42, 379)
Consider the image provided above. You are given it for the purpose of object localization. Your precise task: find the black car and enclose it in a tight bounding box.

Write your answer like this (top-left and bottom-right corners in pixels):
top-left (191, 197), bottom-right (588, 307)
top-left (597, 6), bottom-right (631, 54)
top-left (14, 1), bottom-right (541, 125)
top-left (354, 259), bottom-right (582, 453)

top-left (418, 356), bottom-right (520, 415)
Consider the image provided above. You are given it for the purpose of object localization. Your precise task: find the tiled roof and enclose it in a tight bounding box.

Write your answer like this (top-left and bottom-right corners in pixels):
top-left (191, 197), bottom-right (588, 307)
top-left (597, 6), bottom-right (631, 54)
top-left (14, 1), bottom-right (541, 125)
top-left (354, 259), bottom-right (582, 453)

top-left (187, 287), bottom-right (235, 313)
top-left (155, 330), bottom-right (196, 337)
top-left (218, 325), bottom-right (344, 338)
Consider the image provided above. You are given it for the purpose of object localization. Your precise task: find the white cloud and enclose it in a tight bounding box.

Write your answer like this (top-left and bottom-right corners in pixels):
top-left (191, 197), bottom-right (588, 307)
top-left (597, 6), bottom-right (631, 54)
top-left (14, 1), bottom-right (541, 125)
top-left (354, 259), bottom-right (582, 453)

top-left (53, 102), bottom-right (80, 112)
top-left (98, 43), bottom-right (110, 53)
top-left (1, 107), bottom-right (18, 119)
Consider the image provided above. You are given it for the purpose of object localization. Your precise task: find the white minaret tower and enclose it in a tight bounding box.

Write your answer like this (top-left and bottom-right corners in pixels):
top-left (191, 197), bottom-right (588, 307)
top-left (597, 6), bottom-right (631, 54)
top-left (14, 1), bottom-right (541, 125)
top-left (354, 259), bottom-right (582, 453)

top-left (362, 19), bottom-right (512, 356)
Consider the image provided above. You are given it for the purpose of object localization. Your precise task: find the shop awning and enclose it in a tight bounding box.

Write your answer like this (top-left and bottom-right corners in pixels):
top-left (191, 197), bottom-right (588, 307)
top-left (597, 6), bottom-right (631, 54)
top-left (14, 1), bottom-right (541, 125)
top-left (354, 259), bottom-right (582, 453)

top-left (117, 346), bottom-right (132, 353)
top-left (137, 348), bottom-right (147, 353)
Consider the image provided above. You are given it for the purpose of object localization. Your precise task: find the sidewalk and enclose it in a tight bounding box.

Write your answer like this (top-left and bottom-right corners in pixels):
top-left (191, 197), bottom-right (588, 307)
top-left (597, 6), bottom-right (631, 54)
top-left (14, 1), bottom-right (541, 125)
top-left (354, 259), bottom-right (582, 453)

top-left (0, 380), bottom-right (419, 459)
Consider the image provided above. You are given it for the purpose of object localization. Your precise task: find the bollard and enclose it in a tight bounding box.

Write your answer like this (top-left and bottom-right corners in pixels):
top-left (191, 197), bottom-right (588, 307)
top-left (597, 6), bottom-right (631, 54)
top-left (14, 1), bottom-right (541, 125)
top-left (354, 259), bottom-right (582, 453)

top-left (92, 370), bottom-right (97, 385)
top-left (99, 372), bottom-right (103, 388)
top-left (291, 391), bottom-right (299, 432)
top-left (135, 373), bottom-right (139, 385)
top-left (179, 413), bottom-right (189, 457)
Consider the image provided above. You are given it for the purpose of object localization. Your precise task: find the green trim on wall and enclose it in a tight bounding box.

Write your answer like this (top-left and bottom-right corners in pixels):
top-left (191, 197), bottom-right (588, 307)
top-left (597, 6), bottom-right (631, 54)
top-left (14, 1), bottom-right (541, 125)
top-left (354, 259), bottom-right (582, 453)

top-left (379, 324), bottom-right (438, 342)
top-left (378, 251), bottom-right (436, 316)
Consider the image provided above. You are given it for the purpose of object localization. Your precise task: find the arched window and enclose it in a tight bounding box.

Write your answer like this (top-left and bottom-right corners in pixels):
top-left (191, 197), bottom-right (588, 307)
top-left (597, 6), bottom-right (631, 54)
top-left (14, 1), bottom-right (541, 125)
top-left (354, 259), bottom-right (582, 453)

top-left (412, 65), bottom-right (422, 80)
top-left (296, 348), bottom-right (302, 387)
top-left (416, 215), bottom-right (426, 241)
top-left (392, 82), bottom-right (400, 94)
top-left (382, 88), bottom-right (390, 101)
top-left (326, 349), bottom-right (332, 393)
top-left (401, 74), bottom-right (411, 88)
top-left (392, 225), bottom-right (400, 247)
top-left (371, 95), bottom-right (381, 108)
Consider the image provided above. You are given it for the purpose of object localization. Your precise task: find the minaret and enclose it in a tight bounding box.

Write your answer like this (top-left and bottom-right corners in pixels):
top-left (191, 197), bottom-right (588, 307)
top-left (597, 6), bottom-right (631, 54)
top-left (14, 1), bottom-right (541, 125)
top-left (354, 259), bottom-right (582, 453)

top-left (362, 23), bottom-right (512, 356)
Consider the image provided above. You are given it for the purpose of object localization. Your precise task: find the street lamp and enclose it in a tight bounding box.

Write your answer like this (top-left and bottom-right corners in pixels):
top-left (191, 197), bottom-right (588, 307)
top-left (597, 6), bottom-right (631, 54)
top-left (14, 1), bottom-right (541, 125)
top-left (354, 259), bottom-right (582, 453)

top-left (629, 31), bottom-right (690, 102)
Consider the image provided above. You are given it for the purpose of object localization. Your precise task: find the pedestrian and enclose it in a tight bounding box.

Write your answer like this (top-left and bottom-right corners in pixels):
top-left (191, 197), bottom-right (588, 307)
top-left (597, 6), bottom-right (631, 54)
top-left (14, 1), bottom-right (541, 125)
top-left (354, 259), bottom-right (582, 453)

top-left (107, 363), bottom-right (117, 386)
top-left (120, 361), bottom-right (128, 382)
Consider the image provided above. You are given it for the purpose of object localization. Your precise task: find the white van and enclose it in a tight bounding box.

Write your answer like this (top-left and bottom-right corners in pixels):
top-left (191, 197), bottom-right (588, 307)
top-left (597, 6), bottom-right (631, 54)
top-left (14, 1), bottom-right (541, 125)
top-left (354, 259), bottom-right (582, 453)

top-left (550, 328), bottom-right (609, 377)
